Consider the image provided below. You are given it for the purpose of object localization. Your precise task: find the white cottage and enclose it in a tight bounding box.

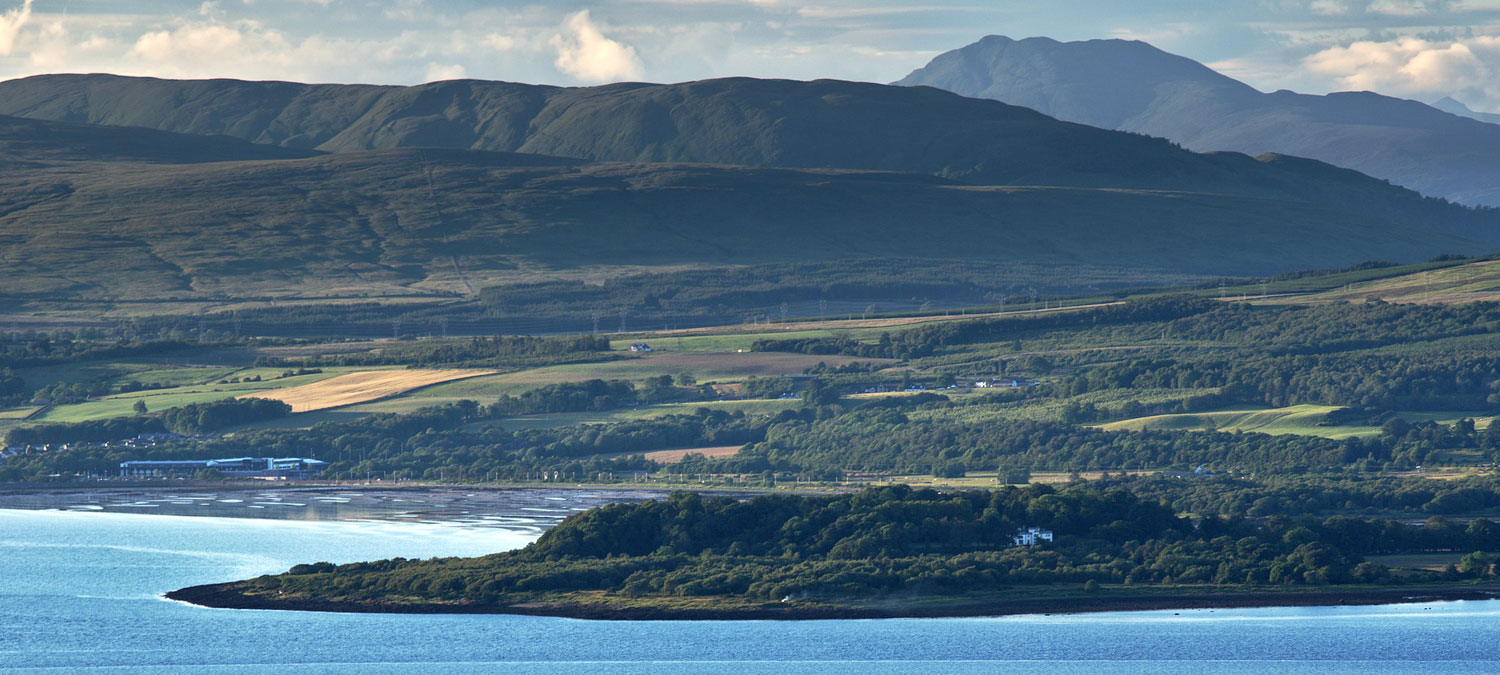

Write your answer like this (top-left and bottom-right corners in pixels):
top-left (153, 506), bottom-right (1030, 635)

top-left (1012, 526), bottom-right (1054, 547)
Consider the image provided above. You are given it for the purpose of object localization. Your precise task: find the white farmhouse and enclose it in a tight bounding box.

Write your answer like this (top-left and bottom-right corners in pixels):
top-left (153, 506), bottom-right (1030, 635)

top-left (1012, 526), bottom-right (1054, 547)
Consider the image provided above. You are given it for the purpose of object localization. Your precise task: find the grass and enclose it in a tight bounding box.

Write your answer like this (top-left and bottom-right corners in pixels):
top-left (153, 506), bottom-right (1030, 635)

top-left (1365, 554), bottom-right (1463, 571)
top-left (241, 369), bottom-right (496, 413)
top-left (478, 398), bottom-right (802, 431)
top-left (1096, 404), bottom-right (1377, 439)
top-left (0, 406), bottom-right (39, 420)
top-left (1283, 258), bottom-right (1500, 305)
top-left (606, 306), bottom-right (1070, 353)
top-left (405, 352), bottom-right (882, 401)
top-left (908, 388), bottom-right (1220, 426)
top-left (1094, 406), bottom-right (1491, 439)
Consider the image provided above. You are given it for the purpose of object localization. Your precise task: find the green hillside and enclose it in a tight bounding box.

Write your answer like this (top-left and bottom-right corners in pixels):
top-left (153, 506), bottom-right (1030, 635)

top-left (0, 74), bottom-right (1497, 327)
top-left (0, 74), bottom-right (1495, 232)
top-left (0, 147), bottom-right (1484, 309)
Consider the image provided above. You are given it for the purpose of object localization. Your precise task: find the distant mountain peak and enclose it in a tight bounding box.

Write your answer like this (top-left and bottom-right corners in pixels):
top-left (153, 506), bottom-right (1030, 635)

top-left (894, 35), bottom-right (1258, 131)
top-left (1431, 96), bottom-right (1500, 124)
top-left (898, 35), bottom-right (1500, 207)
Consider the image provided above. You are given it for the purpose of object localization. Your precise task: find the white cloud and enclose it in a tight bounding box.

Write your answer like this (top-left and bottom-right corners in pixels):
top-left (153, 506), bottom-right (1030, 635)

top-left (0, 0), bottom-right (32, 56)
top-left (550, 10), bottom-right (645, 83)
top-left (425, 61), bottom-right (467, 81)
top-left (1304, 35), bottom-right (1500, 101)
top-left (1291, 35), bottom-right (1500, 110)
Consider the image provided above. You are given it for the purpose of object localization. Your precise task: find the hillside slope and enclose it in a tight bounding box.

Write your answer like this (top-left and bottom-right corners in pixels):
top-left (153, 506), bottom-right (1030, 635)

top-left (0, 114), bottom-right (317, 166)
top-left (0, 73), bottom-right (1485, 216)
top-left (897, 36), bottom-right (1500, 207)
top-left (0, 148), bottom-right (1484, 303)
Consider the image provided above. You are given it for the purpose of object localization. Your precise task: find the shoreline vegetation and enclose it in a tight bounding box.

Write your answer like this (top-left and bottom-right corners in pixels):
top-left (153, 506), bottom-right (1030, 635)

top-left (165, 486), bottom-right (1500, 620)
top-left (165, 580), bottom-right (1500, 621)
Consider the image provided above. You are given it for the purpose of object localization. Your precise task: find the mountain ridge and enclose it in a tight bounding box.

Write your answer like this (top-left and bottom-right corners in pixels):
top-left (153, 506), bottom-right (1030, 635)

top-left (0, 72), bottom-right (1477, 211)
top-left (897, 35), bottom-right (1500, 207)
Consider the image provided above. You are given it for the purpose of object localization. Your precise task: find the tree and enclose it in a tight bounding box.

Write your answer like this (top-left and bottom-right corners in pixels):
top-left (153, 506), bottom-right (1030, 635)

top-left (1459, 551), bottom-right (1493, 578)
top-left (999, 465), bottom-right (1031, 485)
top-left (932, 462), bottom-right (966, 479)
top-left (675, 372), bottom-right (696, 387)
top-left (802, 381), bottom-right (842, 407)
top-left (133, 400), bottom-right (148, 415)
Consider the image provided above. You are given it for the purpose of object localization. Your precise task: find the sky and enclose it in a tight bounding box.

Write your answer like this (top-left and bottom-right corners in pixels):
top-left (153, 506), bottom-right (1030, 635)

top-left (2, 0), bottom-right (1500, 111)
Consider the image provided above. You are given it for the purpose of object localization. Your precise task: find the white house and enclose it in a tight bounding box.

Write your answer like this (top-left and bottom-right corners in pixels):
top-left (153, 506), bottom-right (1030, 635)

top-left (1012, 526), bottom-right (1054, 547)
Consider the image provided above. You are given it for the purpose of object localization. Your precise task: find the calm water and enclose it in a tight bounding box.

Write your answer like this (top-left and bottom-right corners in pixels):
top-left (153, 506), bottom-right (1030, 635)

top-left (3, 507), bottom-right (1500, 674)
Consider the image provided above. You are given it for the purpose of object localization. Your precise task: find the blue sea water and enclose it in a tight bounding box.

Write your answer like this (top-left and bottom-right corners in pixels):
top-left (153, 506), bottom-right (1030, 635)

top-left (3, 507), bottom-right (1500, 674)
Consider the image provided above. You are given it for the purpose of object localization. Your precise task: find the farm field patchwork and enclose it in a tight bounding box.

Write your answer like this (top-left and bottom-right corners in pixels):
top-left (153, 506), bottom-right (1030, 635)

top-left (240, 369), bottom-right (496, 413)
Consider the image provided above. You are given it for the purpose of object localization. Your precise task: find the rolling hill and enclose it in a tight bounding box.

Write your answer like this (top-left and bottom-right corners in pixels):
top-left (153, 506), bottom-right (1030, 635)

top-left (896, 36), bottom-right (1500, 207)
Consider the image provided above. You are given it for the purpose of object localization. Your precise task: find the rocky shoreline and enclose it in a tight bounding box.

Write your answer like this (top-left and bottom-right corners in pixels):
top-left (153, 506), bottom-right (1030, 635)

top-left (166, 582), bottom-right (1500, 621)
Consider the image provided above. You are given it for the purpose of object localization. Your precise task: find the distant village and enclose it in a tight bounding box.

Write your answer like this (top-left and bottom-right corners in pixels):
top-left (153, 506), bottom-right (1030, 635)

top-left (1, 432), bottom-right (211, 466)
top-left (2, 433), bottom-right (324, 480)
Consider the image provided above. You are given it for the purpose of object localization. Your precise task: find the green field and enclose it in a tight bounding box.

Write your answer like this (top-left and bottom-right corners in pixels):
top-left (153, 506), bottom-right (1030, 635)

top-left (24, 367), bottom-right (384, 425)
top-left (908, 388), bottom-right (1221, 426)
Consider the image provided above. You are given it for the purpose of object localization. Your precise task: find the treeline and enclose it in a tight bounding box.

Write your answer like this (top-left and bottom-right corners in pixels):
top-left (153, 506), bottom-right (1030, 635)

top-left (756, 299), bottom-right (1500, 366)
top-left (1159, 300), bottom-right (1500, 356)
top-left (1103, 474), bottom-right (1500, 518)
top-left (156, 398), bottom-right (291, 434)
top-left (256, 335), bottom-right (612, 368)
top-left (0, 335), bottom-right (202, 370)
top-left (0, 398), bottom-right (767, 481)
top-left (0, 335), bottom-right (211, 405)
top-left (670, 410), bottom-right (1412, 475)
top-left (1056, 352), bottom-right (1500, 412)
top-left (234, 485), bottom-right (1500, 611)
top-left (489, 377), bottom-right (708, 416)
